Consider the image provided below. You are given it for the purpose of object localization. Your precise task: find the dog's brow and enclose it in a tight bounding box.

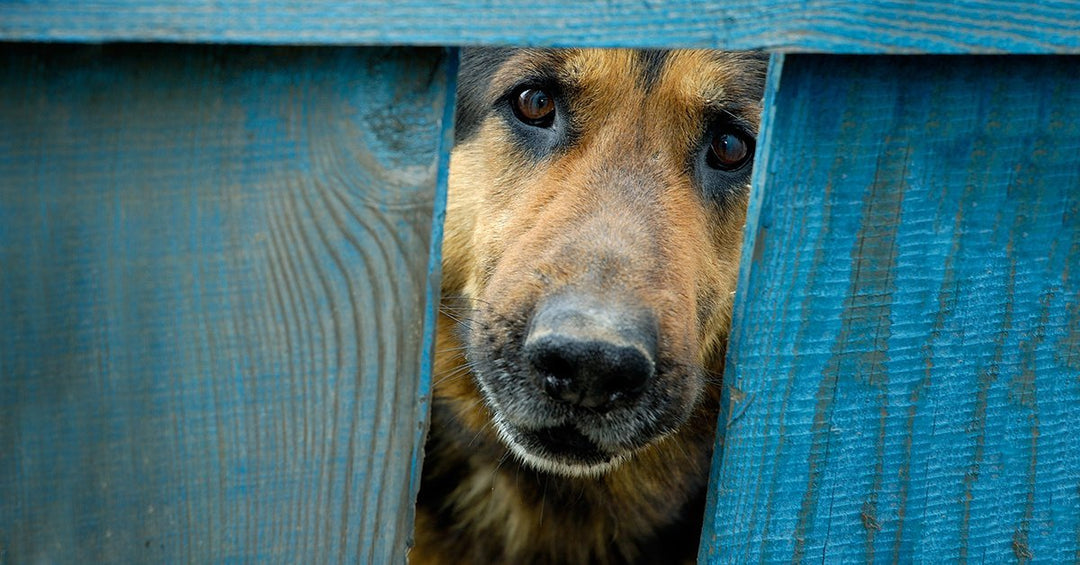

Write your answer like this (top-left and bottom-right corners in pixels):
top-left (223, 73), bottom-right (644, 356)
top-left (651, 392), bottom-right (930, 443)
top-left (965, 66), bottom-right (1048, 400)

top-left (704, 99), bottom-right (759, 134)
top-left (488, 50), bottom-right (572, 100)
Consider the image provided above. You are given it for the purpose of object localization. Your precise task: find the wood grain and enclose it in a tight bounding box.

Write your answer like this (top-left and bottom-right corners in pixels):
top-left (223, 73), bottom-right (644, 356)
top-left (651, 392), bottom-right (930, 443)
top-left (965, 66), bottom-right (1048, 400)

top-left (1, 0), bottom-right (1078, 53)
top-left (700, 54), bottom-right (1080, 563)
top-left (0, 44), bottom-right (455, 563)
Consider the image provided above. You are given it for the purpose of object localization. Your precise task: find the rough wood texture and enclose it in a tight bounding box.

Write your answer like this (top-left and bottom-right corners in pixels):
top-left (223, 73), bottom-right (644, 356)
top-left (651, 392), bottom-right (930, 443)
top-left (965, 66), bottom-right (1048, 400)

top-left (701, 54), bottom-right (1080, 563)
top-left (1, 0), bottom-right (1078, 53)
top-left (0, 44), bottom-right (456, 563)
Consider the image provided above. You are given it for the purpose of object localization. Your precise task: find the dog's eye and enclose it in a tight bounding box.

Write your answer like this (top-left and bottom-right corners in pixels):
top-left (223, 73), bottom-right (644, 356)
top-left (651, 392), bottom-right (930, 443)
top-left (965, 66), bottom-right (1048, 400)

top-left (512, 87), bottom-right (556, 127)
top-left (707, 130), bottom-right (752, 171)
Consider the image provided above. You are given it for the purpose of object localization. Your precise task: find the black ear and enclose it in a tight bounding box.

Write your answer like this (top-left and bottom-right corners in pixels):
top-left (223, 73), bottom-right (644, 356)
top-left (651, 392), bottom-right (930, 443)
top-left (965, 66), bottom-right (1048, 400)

top-left (454, 48), bottom-right (519, 144)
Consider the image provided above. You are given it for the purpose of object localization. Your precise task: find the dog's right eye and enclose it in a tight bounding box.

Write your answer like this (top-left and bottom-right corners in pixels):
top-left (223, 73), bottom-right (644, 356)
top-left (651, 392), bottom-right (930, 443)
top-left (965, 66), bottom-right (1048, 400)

top-left (512, 87), bottom-right (556, 127)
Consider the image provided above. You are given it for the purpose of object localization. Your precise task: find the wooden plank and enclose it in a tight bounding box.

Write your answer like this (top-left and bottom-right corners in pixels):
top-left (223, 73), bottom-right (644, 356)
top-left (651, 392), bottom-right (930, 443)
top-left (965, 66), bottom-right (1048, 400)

top-left (0, 43), bottom-right (456, 563)
top-left (701, 54), bottom-right (1080, 562)
top-left (1, 0), bottom-right (1078, 53)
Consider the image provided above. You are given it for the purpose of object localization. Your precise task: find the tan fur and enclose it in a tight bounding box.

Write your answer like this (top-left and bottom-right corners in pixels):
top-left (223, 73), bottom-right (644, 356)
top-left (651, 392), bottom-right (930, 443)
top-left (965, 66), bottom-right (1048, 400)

top-left (412, 49), bottom-right (766, 565)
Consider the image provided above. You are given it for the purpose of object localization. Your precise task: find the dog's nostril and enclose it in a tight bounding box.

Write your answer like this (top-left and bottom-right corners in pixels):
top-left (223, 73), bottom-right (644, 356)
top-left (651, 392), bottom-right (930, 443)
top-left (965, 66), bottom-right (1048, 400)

top-left (528, 335), bottom-right (654, 409)
top-left (524, 297), bottom-right (657, 411)
top-left (541, 373), bottom-right (573, 402)
top-left (535, 351), bottom-right (574, 395)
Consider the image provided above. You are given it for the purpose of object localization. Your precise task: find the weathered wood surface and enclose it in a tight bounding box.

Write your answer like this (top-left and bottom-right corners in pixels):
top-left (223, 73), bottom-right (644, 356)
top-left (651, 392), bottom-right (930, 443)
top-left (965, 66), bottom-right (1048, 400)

top-left (1, 0), bottom-right (1079, 53)
top-left (0, 44), bottom-right (456, 563)
top-left (701, 54), bottom-right (1080, 563)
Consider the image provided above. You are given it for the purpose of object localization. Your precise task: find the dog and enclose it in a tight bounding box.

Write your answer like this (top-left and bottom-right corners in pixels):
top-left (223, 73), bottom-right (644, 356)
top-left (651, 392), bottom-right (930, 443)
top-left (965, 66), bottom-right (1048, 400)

top-left (411, 48), bottom-right (768, 564)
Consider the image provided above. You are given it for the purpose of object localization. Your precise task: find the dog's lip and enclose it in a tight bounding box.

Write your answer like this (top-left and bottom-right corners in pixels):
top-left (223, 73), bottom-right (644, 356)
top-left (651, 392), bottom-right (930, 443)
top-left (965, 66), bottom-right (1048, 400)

top-left (471, 356), bottom-right (689, 475)
top-left (523, 424), bottom-right (608, 461)
top-left (502, 422), bottom-right (616, 466)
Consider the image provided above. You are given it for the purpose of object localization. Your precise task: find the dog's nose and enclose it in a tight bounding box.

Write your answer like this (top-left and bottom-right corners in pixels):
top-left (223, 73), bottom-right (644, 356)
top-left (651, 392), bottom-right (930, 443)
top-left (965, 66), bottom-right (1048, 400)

top-left (524, 295), bottom-right (657, 411)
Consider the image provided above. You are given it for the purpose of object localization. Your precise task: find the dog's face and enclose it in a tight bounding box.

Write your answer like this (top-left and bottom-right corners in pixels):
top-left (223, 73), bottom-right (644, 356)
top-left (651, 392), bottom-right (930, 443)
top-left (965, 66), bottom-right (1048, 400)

top-left (440, 49), bottom-right (767, 477)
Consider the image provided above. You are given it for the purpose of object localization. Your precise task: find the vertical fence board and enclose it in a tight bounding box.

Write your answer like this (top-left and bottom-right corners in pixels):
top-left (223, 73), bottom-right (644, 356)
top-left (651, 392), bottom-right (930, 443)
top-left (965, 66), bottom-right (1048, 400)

top-left (702, 54), bottom-right (1080, 563)
top-left (0, 44), bottom-right (455, 563)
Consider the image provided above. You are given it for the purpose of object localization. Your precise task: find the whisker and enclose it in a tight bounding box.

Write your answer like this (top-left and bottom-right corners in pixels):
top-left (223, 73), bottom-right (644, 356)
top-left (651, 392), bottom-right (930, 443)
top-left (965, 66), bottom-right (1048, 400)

top-left (492, 448), bottom-right (513, 477)
top-left (467, 418), bottom-right (494, 448)
top-left (438, 309), bottom-right (476, 328)
top-left (432, 364), bottom-right (477, 388)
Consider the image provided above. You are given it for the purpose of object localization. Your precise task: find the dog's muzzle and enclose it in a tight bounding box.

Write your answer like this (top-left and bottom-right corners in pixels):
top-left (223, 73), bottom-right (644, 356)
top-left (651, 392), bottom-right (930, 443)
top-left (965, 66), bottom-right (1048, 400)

top-left (523, 293), bottom-right (658, 412)
top-left (481, 293), bottom-right (663, 475)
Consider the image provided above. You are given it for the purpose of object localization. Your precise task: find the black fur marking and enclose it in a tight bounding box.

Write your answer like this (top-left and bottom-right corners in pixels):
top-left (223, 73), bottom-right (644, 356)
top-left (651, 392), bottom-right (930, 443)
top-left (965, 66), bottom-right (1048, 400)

top-left (416, 403), bottom-right (473, 531)
top-left (636, 50), bottom-right (669, 91)
top-left (632, 487), bottom-right (707, 564)
top-left (454, 47), bottom-right (517, 143)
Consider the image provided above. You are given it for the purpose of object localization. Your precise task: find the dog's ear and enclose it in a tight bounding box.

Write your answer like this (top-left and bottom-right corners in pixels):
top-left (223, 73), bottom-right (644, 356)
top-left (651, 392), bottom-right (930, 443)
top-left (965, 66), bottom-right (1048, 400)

top-left (455, 48), bottom-right (518, 144)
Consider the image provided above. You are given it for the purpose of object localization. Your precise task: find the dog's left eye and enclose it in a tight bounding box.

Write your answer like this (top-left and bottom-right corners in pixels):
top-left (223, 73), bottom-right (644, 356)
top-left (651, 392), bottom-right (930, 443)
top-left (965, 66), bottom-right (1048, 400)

top-left (707, 129), bottom-right (753, 171)
top-left (512, 87), bottom-right (556, 127)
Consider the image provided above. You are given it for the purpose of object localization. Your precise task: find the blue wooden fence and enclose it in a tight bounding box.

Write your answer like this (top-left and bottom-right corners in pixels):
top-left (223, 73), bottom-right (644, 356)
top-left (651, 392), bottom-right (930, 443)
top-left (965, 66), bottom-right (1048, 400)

top-left (701, 54), bottom-right (1080, 563)
top-left (1, 2), bottom-right (1078, 563)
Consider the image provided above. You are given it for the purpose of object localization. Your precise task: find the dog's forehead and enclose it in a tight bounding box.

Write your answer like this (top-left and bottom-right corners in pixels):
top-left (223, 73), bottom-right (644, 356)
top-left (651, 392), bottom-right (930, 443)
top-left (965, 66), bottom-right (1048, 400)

top-left (487, 49), bottom-right (759, 104)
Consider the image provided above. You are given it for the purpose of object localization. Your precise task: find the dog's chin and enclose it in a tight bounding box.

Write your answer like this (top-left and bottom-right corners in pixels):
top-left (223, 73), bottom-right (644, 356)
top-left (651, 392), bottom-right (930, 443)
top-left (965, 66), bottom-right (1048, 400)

top-left (492, 419), bottom-right (635, 478)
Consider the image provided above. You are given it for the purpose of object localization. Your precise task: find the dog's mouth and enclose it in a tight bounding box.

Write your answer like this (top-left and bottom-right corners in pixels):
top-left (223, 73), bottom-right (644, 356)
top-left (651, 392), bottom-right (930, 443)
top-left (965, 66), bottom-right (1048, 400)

top-left (495, 421), bottom-right (629, 477)
top-left (523, 424), bottom-right (608, 463)
top-left (473, 363), bottom-right (678, 477)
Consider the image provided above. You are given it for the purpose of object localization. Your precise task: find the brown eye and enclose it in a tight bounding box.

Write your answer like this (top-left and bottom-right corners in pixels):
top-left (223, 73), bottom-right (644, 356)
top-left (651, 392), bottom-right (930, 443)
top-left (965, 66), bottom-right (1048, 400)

top-left (708, 131), bottom-right (751, 171)
top-left (513, 88), bottom-right (556, 127)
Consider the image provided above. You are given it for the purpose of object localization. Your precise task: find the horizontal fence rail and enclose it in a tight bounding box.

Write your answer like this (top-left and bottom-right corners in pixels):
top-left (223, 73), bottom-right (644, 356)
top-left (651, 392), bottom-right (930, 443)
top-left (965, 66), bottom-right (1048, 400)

top-left (1, 0), bottom-right (1079, 53)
